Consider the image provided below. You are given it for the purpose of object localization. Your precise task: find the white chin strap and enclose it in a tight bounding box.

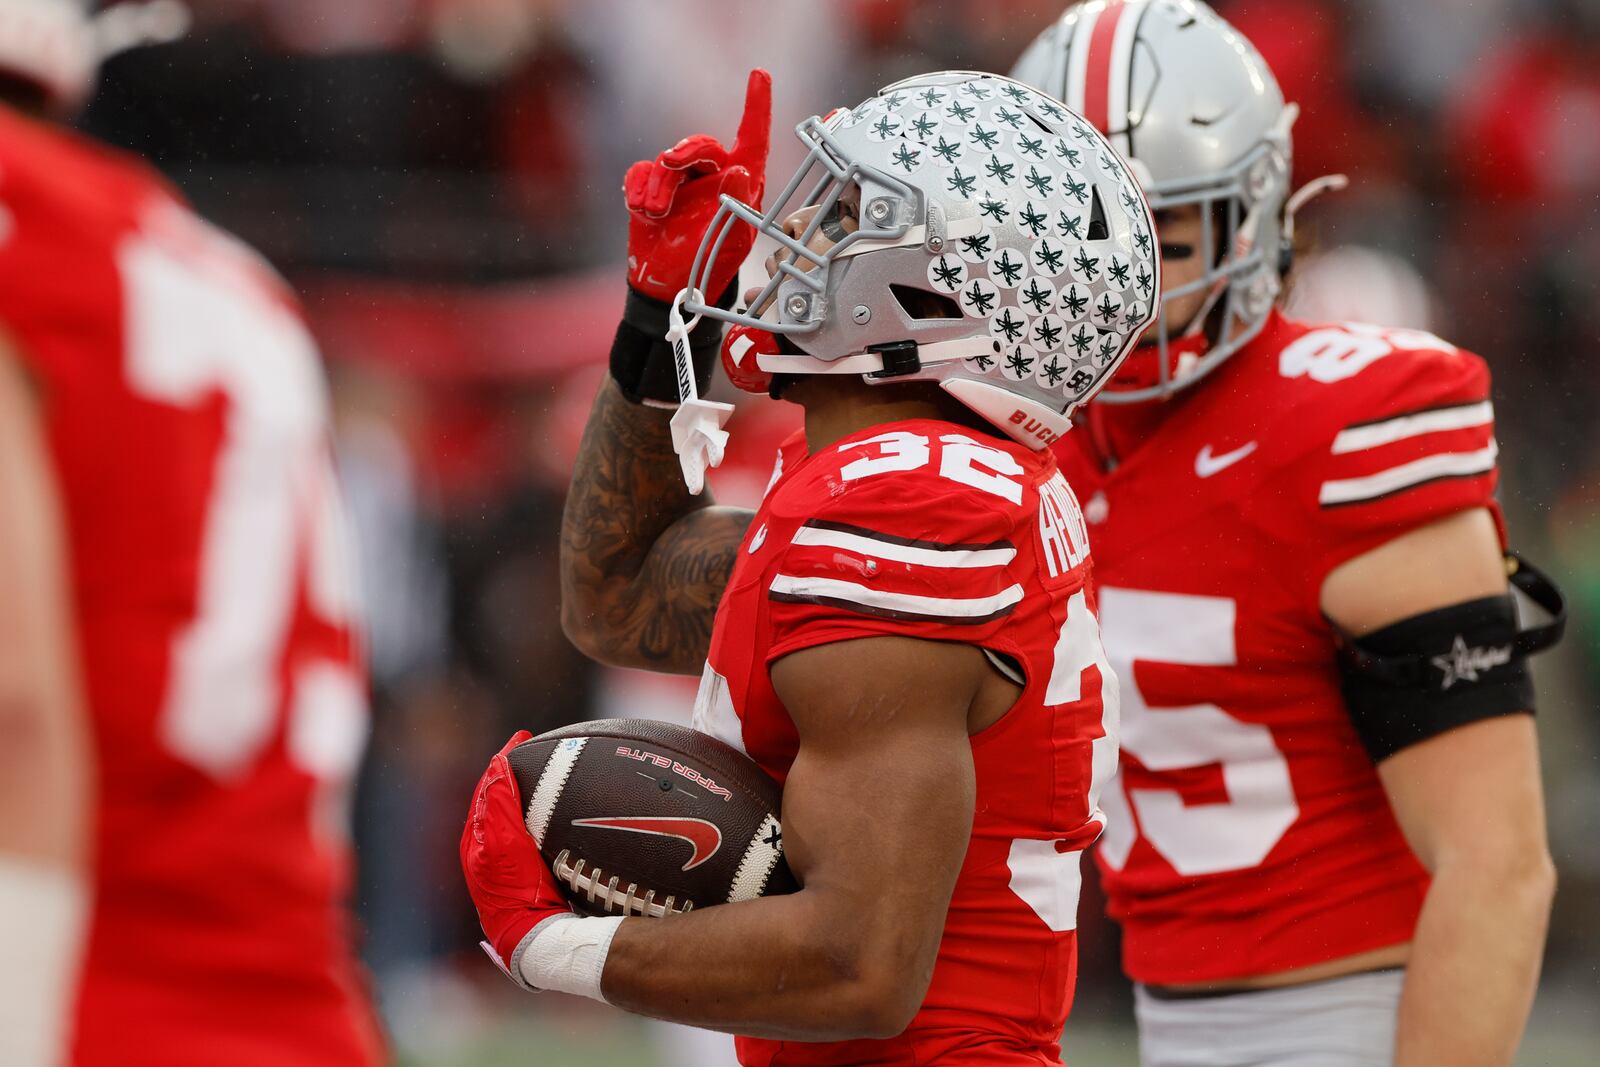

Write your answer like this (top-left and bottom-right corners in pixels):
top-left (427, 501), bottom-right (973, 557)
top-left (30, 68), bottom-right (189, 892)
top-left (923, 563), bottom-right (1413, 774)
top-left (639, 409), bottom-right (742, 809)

top-left (753, 334), bottom-right (998, 379)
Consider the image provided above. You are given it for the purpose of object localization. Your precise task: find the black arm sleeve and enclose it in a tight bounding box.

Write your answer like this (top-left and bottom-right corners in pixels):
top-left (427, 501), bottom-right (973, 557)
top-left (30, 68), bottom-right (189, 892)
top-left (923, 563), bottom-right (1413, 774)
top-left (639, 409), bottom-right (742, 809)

top-left (1334, 556), bottom-right (1565, 761)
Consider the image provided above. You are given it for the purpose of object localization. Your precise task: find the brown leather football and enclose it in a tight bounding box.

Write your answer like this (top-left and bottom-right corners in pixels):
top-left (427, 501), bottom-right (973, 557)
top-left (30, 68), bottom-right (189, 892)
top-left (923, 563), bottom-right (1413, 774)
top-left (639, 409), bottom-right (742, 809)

top-left (506, 718), bottom-right (797, 918)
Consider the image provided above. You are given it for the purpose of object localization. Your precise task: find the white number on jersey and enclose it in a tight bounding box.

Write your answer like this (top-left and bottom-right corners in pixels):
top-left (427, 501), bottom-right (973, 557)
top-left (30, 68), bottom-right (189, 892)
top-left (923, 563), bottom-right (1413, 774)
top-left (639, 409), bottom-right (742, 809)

top-left (1279, 322), bottom-right (1457, 384)
top-left (1008, 589), bottom-right (1120, 931)
top-left (939, 434), bottom-right (1025, 505)
top-left (837, 430), bottom-right (1024, 504)
top-left (120, 208), bottom-right (365, 782)
top-left (1094, 588), bottom-right (1297, 876)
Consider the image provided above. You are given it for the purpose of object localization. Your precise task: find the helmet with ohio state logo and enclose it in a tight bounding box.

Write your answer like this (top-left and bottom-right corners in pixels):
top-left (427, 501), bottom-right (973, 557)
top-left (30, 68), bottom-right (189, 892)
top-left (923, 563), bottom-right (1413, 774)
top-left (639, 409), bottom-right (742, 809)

top-left (1012, 0), bottom-right (1340, 402)
top-left (685, 70), bottom-right (1159, 448)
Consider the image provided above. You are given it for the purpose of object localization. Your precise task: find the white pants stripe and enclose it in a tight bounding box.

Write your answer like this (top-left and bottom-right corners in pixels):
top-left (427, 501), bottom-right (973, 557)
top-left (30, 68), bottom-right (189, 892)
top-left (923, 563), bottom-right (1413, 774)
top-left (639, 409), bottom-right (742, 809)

top-left (1134, 968), bottom-right (1405, 1067)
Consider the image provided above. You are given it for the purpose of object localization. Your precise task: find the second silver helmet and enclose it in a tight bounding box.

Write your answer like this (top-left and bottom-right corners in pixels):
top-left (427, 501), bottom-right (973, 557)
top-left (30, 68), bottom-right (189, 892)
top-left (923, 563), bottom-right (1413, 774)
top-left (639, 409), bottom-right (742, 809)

top-left (1012, 0), bottom-right (1303, 402)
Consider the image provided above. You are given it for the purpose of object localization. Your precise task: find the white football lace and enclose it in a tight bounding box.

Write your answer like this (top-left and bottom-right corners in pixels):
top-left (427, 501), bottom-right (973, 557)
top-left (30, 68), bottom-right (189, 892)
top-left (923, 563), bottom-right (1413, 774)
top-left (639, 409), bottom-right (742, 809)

top-left (552, 849), bottom-right (695, 919)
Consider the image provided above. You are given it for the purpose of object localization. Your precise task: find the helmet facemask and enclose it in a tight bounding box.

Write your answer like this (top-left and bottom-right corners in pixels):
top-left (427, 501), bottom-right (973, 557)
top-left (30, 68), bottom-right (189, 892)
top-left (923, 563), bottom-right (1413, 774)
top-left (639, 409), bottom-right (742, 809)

top-left (1009, 0), bottom-right (1345, 404)
top-left (678, 71), bottom-right (1160, 449)
top-left (1115, 109), bottom-right (1294, 402)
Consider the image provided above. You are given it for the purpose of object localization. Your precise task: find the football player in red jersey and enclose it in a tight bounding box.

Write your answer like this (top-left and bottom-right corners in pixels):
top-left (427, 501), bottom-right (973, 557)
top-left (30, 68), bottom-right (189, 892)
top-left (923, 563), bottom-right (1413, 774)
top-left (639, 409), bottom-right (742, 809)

top-left (461, 70), bottom-right (1159, 1064)
top-left (1013, 3), bottom-right (1563, 1065)
top-left (0, 4), bottom-right (383, 1065)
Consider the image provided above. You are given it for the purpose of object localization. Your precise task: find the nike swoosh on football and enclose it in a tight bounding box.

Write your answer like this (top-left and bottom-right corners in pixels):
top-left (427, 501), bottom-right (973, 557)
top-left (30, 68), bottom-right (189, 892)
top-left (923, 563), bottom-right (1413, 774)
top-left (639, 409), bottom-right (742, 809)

top-left (571, 816), bottom-right (724, 871)
top-left (1195, 441), bottom-right (1258, 478)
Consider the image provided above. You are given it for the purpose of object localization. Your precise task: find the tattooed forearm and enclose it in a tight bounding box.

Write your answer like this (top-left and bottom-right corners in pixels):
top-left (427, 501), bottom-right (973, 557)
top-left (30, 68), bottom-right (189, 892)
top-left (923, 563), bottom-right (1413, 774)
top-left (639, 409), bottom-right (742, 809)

top-left (560, 378), bottom-right (752, 675)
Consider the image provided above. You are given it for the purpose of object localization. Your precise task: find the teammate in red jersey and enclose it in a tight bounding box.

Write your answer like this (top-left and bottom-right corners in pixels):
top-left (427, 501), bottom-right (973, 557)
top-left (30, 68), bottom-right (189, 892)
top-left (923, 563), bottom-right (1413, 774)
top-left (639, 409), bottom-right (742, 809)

top-left (461, 70), bottom-right (1159, 1063)
top-left (0, 4), bottom-right (383, 1065)
top-left (1013, 3), bottom-right (1562, 1065)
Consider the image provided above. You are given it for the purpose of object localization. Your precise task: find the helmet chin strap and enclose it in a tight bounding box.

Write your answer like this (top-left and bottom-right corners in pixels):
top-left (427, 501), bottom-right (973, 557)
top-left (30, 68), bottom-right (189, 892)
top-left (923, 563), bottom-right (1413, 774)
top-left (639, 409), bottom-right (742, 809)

top-left (1163, 106), bottom-right (1348, 384)
top-left (1283, 172), bottom-right (1350, 248)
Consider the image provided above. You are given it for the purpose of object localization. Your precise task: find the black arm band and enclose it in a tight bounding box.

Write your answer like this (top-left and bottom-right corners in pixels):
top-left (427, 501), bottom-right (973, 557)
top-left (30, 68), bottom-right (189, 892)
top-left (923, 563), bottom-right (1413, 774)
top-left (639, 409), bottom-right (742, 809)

top-left (608, 285), bottom-right (730, 407)
top-left (1333, 555), bottom-right (1566, 762)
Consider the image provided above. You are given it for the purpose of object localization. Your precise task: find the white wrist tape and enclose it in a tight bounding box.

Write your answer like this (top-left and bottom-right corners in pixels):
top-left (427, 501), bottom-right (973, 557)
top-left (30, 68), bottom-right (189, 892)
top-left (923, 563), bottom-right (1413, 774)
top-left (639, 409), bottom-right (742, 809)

top-left (509, 913), bottom-right (623, 1001)
top-left (0, 858), bottom-right (89, 1067)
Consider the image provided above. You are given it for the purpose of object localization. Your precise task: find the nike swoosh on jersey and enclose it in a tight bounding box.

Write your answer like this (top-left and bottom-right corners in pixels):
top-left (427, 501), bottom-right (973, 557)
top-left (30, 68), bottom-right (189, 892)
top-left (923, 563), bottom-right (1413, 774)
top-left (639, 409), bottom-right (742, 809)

top-left (570, 816), bottom-right (724, 871)
top-left (1194, 441), bottom-right (1258, 478)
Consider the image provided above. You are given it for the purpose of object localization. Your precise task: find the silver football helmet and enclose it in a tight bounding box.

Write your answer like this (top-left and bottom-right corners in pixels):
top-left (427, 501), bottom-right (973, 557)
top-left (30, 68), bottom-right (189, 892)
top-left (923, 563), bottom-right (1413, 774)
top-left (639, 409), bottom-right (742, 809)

top-left (0, 0), bottom-right (188, 111)
top-left (1012, 0), bottom-right (1334, 402)
top-left (681, 70), bottom-right (1159, 447)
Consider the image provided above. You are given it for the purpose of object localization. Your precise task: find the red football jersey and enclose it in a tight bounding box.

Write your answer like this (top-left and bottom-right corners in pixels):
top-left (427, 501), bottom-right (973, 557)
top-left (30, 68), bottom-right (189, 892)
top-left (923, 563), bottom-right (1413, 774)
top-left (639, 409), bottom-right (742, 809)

top-left (690, 419), bottom-right (1118, 1065)
top-left (0, 112), bottom-right (382, 1064)
top-left (1054, 310), bottom-right (1502, 985)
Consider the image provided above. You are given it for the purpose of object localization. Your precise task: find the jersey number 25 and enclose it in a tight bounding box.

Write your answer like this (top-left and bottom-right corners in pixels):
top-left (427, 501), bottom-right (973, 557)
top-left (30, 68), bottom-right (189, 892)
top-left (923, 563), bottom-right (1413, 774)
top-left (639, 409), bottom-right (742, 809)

top-left (1094, 588), bottom-right (1297, 876)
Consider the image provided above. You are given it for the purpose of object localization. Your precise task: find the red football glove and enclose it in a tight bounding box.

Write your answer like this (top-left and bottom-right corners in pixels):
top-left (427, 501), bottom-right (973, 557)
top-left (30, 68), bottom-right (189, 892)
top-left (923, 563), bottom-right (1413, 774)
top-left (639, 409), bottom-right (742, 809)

top-left (625, 68), bottom-right (772, 304)
top-left (460, 731), bottom-right (572, 978)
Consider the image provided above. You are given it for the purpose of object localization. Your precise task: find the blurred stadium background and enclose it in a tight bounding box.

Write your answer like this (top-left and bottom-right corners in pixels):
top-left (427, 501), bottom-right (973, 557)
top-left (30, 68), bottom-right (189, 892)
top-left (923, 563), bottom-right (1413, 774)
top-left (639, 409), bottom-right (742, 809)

top-left (80, 0), bottom-right (1599, 1063)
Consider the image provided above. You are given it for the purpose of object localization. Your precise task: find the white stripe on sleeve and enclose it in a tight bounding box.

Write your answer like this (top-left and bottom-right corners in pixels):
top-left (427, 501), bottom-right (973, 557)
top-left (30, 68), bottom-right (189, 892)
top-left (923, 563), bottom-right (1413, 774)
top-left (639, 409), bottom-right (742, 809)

top-left (789, 525), bottom-right (1016, 569)
top-left (769, 574), bottom-right (1023, 621)
top-left (1318, 441), bottom-right (1498, 506)
top-left (1331, 401), bottom-right (1494, 454)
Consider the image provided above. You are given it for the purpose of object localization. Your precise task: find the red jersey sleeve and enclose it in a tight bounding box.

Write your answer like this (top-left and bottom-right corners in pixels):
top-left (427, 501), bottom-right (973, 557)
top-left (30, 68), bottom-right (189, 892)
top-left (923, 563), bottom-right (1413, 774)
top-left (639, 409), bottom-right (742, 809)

top-left (1277, 328), bottom-right (1503, 601)
top-left (763, 457), bottom-right (1028, 665)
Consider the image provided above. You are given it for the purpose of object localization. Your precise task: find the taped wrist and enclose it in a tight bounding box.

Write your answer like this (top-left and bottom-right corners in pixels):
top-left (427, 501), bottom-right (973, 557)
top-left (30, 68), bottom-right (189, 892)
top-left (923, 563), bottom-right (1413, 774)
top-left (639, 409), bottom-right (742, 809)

top-left (509, 913), bottom-right (624, 1000)
top-left (610, 285), bottom-right (731, 407)
top-left (1336, 594), bottom-right (1534, 762)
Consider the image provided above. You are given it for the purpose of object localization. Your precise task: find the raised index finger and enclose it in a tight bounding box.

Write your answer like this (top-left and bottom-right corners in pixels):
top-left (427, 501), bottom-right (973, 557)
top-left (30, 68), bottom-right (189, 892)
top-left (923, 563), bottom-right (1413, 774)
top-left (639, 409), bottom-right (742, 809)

top-left (728, 68), bottom-right (773, 172)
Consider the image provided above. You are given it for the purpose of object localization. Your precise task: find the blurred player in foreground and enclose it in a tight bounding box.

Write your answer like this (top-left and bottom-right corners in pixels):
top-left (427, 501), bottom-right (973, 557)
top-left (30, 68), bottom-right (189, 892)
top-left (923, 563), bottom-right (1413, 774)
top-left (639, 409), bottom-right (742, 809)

top-left (0, 2), bottom-right (382, 1064)
top-left (463, 69), bottom-right (1160, 1063)
top-left (1013, 2), bottom-right (1563, 1065)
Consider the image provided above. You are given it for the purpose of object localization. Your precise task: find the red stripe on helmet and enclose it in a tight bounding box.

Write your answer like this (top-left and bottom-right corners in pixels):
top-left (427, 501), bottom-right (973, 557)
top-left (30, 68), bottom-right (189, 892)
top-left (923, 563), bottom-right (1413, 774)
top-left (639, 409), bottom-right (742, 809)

top-left (1081, 0), bottom-right (1129, 133)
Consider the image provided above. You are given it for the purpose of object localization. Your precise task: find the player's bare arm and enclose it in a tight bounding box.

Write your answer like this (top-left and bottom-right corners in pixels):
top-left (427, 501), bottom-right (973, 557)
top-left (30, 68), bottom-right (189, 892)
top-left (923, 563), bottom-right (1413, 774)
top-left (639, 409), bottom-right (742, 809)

top-left (560, 380), bottom-right (751, 674)
top-left (1323, 508), bottom-right (1555, 1067)
top-left (559, 70), bottom-right (771, 675)
top-left (600, 636), bottom-right (1010, 1038)
top-left (469, 634), bottom-right (1004, 1040)
top-left (0, 340), bottom-right (92, 1067)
